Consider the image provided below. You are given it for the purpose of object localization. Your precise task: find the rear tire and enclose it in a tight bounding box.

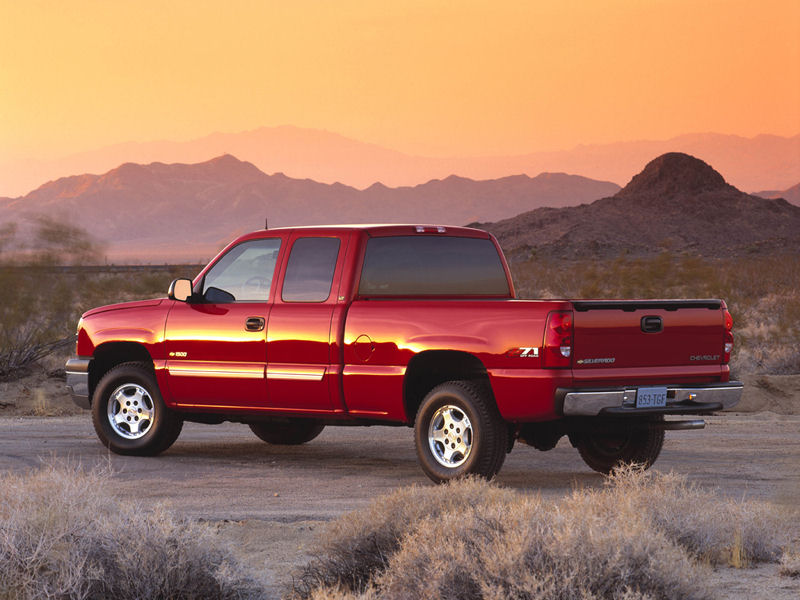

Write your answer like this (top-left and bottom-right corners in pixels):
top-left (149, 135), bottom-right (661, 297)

top-left (248, 419), bottom-right (325, 445)
top-left (575, 418), bottom-right (665, 474)
top-left (91, 362), bottom-right (183, 456)
top-left (414, 380), bottom-right (508, 483)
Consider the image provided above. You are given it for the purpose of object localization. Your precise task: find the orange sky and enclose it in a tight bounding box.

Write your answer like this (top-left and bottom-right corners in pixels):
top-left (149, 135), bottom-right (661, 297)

top-left (1, 0), bottom-right (798, 161)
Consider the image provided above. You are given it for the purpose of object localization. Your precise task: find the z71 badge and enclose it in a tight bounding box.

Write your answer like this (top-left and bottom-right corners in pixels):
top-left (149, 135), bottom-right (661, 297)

top-left (507, 347), bottom-right (539, 358)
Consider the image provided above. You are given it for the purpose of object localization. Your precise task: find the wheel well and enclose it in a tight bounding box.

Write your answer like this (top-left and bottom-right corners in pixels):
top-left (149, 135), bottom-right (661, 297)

top-left (404, 351), bottom-right (490, 423)
top-left (89, 342), bottom-right (153, 401)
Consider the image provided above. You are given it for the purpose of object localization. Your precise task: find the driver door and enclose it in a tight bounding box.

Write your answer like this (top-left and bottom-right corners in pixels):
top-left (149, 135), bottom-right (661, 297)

top-left (164, 237), bottom-right (283, 409)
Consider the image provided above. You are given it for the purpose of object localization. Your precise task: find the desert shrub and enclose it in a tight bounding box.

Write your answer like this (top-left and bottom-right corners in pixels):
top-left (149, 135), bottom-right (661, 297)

top-left (290, 478), bottom-right (517, 597)
top-left (291, 468), bottom-right (794, 600)
top-left (0, 463), bottom-right (264, 600)
top-left (780, 548), bottom-right (800, 577)
top-left (0, 215), bottom-right (202, 381)
top-left (0, 217), bottom-right (100, 379)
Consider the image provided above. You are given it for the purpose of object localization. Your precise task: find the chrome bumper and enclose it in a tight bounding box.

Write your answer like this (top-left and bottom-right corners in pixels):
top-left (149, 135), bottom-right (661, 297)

top-left (561, 381), bottom-right (743, 417)
top-left (65, 358), bottom-right (92, 409)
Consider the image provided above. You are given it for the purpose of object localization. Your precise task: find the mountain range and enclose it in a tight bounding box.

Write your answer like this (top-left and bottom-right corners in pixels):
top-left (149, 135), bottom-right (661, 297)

top-left (1, 127), bottom-right (798, 198)
top-left (0, 156), bottom-right (619, 261)
top-left (479, 153), bottom-right (800, 260)
top-left (3, 150), bottom-right (798, 263)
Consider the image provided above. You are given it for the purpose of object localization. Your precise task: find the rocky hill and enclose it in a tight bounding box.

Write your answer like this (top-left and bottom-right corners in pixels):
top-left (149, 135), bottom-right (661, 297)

top-left (0, 155), bottom-right (618, 261)
top-left (479, 153), bottom-right (800, 259)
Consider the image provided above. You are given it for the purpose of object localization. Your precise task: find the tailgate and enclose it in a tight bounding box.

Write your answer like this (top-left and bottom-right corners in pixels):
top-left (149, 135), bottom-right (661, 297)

top-left (572, 300), bottom-right (725, 370)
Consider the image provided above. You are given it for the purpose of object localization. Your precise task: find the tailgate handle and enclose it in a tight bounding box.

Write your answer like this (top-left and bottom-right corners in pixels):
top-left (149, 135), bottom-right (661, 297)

top-left (641, 316), bottom-right (663, 333)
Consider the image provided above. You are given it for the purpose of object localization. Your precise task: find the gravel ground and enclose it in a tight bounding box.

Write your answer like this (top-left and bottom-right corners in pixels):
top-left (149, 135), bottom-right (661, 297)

top-left (0, 413), bottom-right (798, 598)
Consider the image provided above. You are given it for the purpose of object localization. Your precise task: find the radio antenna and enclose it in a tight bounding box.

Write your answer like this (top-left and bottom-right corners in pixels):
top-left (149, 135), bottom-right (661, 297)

top-left (264, 218), bottom-right (269, 230)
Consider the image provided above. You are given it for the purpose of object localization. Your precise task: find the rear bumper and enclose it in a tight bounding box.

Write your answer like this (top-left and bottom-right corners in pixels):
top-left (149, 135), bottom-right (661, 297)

top-left (65, 358), bottom-right (92, 409)
top-left (559, 381), bottom-right (743, 416)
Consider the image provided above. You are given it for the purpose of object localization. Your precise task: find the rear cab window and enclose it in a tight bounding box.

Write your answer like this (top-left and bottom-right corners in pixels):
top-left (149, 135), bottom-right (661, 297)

top-left (358, 235), bottom-right (511, 297)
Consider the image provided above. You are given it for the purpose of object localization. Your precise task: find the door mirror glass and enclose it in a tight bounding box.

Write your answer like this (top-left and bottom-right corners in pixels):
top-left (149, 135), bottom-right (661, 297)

top-left (168, 278), bottom-right (193, 302)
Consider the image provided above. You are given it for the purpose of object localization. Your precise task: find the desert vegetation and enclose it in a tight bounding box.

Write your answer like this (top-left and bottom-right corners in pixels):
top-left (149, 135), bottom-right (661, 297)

top-left (0, 217), bottom-right (200, 381)
top-left (291, 467), bottom-right (797, 600)
top-left (2, 464), bottom-right (795, 600)
top-left (0, 463), bottom-right (264, 600)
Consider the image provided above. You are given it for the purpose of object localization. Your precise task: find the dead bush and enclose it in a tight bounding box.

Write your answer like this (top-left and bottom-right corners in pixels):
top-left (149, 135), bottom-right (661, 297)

top-left (290, 468), bottom-right (794, 600)
top-left (290, 477), bottom-right (517, 597)
top-left (780, 548), bottom-right (800, 578)
top-left (0, 463), bottom-right (264, 600)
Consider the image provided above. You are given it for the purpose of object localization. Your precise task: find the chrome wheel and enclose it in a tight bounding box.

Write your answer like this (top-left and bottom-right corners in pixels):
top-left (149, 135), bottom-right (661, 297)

top-left (106, 383), bottom-right (155, 440)
top-left (428, 404), bottom-right (473, 468)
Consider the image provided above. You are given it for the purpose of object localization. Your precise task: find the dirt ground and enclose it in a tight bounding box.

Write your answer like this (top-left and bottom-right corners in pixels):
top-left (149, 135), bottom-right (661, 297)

top-left (1, 366), bottom-right (799, 598)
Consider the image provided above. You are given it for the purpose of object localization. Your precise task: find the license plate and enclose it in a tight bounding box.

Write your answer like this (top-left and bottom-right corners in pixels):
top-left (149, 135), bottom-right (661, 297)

top-left (636, 386), bottom-right (667, 408)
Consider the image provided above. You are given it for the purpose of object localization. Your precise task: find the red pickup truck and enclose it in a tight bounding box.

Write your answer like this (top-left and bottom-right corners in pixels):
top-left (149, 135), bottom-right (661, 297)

top-left (66, 225), bottom-right (742, 482)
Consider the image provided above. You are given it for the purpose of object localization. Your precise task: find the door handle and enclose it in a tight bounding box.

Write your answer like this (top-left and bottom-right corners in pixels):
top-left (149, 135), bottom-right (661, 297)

top-left (245, 317), bottom-right (265, 331)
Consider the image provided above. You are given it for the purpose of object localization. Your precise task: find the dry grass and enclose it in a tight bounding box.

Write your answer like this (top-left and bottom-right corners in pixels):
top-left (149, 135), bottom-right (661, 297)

top-left (290, 467), bottom-right (795, 600)
top-left (0, 463), bottom-right (264, 600)
top-left (780, 548), bottom-right (800, 578)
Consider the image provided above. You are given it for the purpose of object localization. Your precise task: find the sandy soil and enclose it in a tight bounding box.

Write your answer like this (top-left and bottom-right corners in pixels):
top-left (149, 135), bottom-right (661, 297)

top-left (1, 366), bottom-right (799, 598)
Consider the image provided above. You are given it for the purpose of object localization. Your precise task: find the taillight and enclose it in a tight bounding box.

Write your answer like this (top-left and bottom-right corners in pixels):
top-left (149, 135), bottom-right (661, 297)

top-left (723, 309), bottom-right (733, 363)
top-left (543, 310), bottom-right (573, 368)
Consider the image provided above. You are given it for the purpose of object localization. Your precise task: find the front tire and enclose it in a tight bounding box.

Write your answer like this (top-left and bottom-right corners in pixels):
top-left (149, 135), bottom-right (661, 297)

top-left (575, 418), bottom-right (665, 474)
top-left (249, 419), bottom-right (325, 445)
top-left (91, 362), bottom-right (183, 456)
top-left (414, 381), bottom-right (508, 483)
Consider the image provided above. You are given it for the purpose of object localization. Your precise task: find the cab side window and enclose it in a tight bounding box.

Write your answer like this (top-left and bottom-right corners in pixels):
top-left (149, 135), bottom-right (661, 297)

top-left (281, 237), bottom-right (341, 302)
top-left (201, 238), bottom-right (281, 302)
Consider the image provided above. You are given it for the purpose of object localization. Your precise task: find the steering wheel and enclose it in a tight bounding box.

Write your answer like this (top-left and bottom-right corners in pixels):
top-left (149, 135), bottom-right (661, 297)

top-left (241, 276), bottom-right (269, 299)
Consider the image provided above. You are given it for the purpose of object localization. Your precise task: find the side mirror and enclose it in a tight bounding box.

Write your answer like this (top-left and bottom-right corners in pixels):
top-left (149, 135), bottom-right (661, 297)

top-left (168, 278), bottom-right (193, 302)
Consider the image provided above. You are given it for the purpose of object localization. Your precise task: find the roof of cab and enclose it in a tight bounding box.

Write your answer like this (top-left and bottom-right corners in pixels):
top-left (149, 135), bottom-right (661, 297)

top-left (233, 224), bottom-right (491, 241)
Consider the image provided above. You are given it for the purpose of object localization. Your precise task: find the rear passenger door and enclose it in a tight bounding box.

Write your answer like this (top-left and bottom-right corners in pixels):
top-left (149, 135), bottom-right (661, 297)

top-left (266, 233), bottom-right (348, 412)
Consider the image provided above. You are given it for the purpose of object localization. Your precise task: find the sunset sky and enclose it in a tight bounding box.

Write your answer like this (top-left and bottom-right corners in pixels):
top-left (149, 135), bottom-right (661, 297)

top-left (1, 0), bottom-right (799, 162)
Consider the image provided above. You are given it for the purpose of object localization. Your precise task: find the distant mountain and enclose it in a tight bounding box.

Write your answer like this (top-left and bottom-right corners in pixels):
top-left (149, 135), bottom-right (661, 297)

top-left (0, 155), bottom-right (618, 261)
top-left (479, 153), bottom-right (800, 259)
top-left (754, 183), bottom-right (800, 206)
top-left (0, 127), bottom-right (797, 197)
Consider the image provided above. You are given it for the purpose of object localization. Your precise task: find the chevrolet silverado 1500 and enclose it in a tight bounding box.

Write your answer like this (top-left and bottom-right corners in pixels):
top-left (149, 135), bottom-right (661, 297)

top-left (66, 225), bottom-right (742, 482)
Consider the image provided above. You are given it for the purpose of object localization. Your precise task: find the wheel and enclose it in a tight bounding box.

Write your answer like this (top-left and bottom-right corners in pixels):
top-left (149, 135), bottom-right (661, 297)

top-left (575, 418), bottom-right (665, 474)
top-left (91, 362), bottom-right (183, 456)
top-left (414, 380), bottom-right (508, 483)
top-left (248, 419), bottom-right (325, 445)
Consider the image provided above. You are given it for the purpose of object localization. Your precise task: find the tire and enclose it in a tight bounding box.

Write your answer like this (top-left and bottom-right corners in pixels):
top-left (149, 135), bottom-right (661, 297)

top-left (414, 380), bottom-right (508, 483)
top-left (575, 418), bottom-right (665, 474)
top-left (91, 362), bottom-right (183, 456)
top-left (248, 419), bottom-right (325, 445)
